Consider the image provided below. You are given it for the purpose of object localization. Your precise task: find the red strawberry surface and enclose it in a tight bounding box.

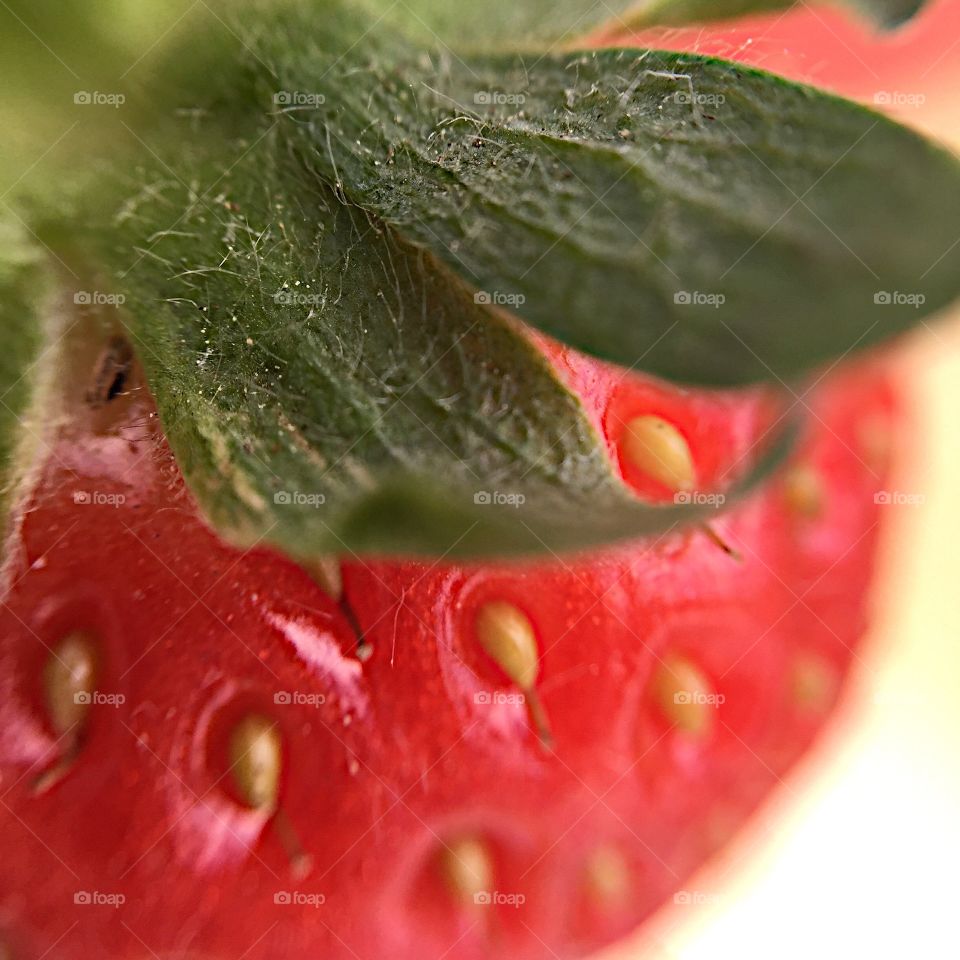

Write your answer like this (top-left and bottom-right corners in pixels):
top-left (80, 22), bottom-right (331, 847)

top-left (0, 319), bottom-right (898, 960)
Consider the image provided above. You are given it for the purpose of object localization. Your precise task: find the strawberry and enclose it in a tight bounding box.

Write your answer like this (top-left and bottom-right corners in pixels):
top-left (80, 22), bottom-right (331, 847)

top-left (0, 321), bottom-right (898, 960)
top-left (1, 0), bottom-right (952, 955)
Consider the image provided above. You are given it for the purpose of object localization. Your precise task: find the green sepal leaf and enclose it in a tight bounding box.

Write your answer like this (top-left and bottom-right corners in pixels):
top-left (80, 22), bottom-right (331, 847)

top-left (266, 22), bottom-right (960, 385)
top-left (40, 118), bottom-right (790, 562)
top-left (5, 0), bottom-right (941, 564)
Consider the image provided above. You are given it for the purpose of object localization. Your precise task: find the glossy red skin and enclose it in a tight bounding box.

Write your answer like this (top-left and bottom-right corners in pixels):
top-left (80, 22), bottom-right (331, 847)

top-left (0, 326), bottom-right (898, 960)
